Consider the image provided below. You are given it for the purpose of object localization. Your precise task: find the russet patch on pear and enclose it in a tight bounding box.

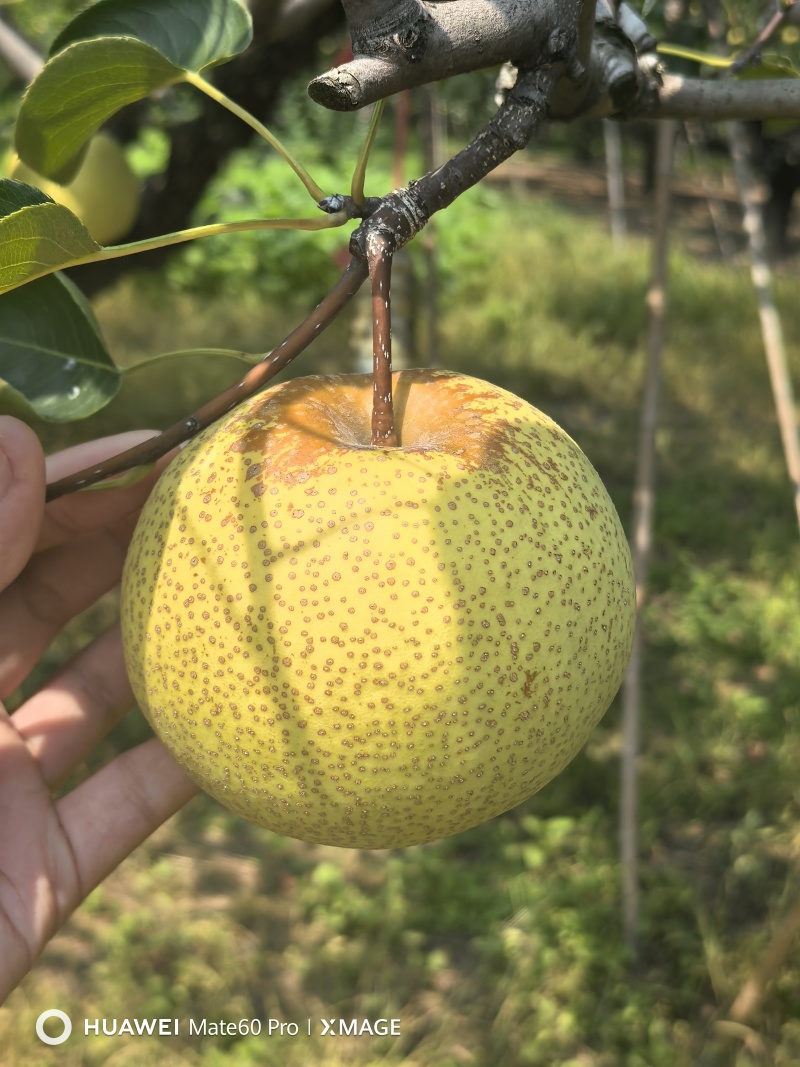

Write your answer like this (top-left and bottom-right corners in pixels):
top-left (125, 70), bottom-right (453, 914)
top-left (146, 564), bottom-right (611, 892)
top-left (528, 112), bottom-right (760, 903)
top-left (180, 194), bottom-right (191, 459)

top-left (121, 369), bottom-right (635, 849)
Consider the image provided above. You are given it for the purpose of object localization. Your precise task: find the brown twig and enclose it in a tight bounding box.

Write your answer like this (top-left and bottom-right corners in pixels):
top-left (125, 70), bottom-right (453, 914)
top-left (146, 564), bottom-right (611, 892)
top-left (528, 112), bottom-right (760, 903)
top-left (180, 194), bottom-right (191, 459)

top-left (349, 59), bottom-right (565, 262)
top-left (367, 230), bottom-right (397, 447)
top-left (45, 33), bottom-right (566, 498)
top-left (44, 7), bottom-right (570, 497)
top-left (729, 3), bottom-right (797, 75)
top-left (45, 257), bottom-right (369, 501)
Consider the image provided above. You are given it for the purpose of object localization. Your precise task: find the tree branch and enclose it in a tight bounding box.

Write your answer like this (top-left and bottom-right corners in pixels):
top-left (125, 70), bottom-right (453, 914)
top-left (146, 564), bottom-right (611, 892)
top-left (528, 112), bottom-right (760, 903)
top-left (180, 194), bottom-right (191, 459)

top-left (45, 258), bottom-right (369, 501)
top-left (729, 4), bottom-right (796, 75)
top-left (348, 59), bottom-right (565, 261)
top-left (309, 0), bottom-right (584, 112)
top-left (728, 120), bottom-right (800, 532)
top-left (651, 74), bottom-right (800, 121)
top-left (620, 118), bottom-right (676, 960)
top-left (310, 0), bottom-right (800, 128)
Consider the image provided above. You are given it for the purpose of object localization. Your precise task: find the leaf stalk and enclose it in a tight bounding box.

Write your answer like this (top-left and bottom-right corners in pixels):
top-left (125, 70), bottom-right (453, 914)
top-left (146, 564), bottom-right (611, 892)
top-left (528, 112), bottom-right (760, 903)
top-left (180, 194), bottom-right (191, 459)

top-left (185, 70), bottom-right (326, 201)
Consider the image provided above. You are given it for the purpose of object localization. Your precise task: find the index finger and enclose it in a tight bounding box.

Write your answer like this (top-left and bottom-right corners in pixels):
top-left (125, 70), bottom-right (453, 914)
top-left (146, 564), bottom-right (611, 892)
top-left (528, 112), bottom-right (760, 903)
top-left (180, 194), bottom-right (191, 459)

top-left (0, 418), bottom-right (46, 591)
top-left (38, 431), bottom-right (172, 553)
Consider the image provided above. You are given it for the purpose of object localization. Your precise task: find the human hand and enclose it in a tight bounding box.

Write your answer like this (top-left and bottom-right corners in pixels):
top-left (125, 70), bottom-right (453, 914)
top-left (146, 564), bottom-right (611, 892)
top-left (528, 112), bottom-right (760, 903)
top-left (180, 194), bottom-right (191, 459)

top-left (0, 418), bottom-right (199, 1004)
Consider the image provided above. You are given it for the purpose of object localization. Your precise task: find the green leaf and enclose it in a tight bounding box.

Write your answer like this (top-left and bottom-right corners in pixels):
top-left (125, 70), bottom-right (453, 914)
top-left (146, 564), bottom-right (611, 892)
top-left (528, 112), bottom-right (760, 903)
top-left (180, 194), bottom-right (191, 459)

top-left (0, 178), bottom-right (53, 215)
top-left (49, 0), bottom-right (252, 69)
top-left (0, 273), bottom-right (121, 422)
top-left (0, 177), bottom-right (347, 296)
top-left (16, 41), bottom-right (183, 182)
top-left (16, 0), bottom-right (252, 181)
top-left (0, 179), bottom-right (101, 294)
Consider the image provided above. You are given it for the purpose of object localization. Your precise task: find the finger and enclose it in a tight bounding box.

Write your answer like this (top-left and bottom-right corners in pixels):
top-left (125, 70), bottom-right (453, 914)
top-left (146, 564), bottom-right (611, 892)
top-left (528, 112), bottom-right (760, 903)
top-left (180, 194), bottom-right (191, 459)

top-left (38, 430), bottom-right (164, 552)
top-left (0, 431), bottom-right (174, 701)
top-left (57, 737), bottom-right (200, 893)
top-left (12, 623), bottom-right (134, 788)
top-left (0, 523), bottom-right (135, 699)
top-left (0, 417), bottom-right (46, 590)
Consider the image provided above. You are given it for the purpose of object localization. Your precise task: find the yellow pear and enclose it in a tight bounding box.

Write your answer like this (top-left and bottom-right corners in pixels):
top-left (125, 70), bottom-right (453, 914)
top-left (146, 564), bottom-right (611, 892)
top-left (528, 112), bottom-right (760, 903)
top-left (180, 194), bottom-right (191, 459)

top-left (121, 370), bottom-right (635, 849)
top-left (6, 132), bottom-right (140, 245)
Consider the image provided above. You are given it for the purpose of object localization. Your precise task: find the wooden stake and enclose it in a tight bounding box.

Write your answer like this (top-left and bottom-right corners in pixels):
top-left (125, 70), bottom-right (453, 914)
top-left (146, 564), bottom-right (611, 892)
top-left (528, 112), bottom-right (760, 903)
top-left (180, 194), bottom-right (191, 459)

top-left (728, 120), bottom-right (800, 533)
top-left (620, 118), bottom-right (676, 961)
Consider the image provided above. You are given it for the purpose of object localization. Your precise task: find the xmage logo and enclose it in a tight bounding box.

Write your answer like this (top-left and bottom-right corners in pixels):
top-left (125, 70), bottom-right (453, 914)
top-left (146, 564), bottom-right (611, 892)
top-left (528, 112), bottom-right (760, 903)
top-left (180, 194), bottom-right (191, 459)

top-left (319, 1018), bottom-right (401, 1037)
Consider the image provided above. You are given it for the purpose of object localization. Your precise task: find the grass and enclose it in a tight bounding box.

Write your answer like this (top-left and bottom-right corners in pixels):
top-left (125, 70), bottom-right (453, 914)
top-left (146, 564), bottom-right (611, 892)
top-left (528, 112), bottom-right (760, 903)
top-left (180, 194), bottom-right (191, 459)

top-left (3, 174), bottom-right (800, 1067)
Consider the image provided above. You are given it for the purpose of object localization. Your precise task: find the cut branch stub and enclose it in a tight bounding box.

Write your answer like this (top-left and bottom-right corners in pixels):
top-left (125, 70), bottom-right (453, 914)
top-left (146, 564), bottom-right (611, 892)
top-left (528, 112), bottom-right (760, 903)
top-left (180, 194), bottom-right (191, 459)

top-left (309, 0), bottom-right (583, 112)
top-left (367, 230), bottom-right (397, 448)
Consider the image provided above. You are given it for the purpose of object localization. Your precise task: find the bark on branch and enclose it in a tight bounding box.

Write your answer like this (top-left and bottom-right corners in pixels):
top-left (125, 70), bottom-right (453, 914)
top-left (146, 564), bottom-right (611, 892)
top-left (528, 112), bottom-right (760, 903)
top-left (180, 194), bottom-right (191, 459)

top-left (309, 0), bottom-right (800, 127)
top-left (349, 58), bottom-right (564, 259)
top-left (651, 74), bottom-right (800, 122)
top-left (309, 0), bottom-right (585, 112)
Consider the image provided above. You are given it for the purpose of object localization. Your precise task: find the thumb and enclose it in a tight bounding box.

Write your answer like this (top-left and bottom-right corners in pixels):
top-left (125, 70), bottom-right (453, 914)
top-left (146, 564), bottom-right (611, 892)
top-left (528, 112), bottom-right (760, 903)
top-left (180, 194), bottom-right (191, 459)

top-left (0, 417), bottom-right (46, 592)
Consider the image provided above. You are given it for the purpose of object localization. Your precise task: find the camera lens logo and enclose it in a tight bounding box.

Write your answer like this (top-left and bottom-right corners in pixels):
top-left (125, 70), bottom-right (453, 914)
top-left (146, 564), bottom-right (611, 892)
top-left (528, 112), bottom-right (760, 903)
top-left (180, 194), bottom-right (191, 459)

top-left (36, 1009), bottom-right (72, 1045)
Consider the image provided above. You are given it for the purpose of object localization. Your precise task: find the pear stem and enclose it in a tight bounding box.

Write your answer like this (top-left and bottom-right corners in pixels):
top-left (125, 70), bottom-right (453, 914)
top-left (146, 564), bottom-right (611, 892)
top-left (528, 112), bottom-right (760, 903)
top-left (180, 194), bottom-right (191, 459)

top-left (368, 231), bottom-right (397, 447)
top-left (45, 257), bottom-right (369, 500)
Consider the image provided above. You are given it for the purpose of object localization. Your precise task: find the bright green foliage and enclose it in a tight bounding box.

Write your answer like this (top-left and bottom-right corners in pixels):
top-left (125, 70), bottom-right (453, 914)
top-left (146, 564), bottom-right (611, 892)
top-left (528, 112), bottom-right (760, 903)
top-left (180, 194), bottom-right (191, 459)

top-left (160, 122), bottom-right (402, 303)
top-left (164, 145), bottom-right (356, 303)
top-left (17, 39), bottom-right (184, 182)
top-left (15, 0), bottom-right (252, 181)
